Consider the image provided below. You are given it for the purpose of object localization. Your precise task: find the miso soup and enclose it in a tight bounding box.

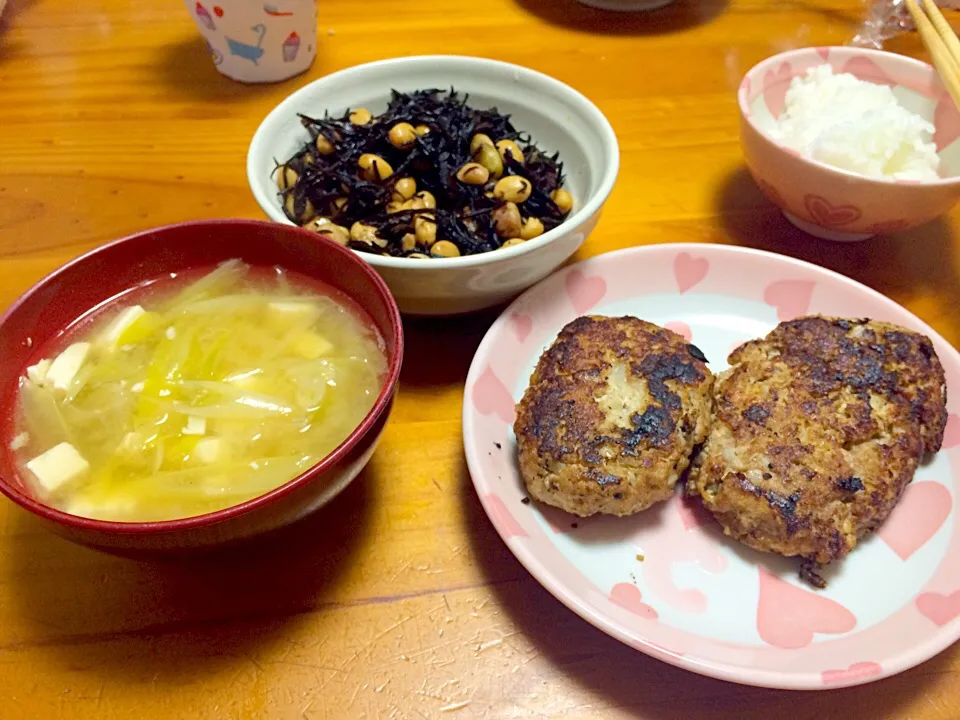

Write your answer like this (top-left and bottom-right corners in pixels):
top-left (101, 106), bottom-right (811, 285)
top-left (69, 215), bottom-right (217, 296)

top-left (10, 260), bottom-right (387, 522)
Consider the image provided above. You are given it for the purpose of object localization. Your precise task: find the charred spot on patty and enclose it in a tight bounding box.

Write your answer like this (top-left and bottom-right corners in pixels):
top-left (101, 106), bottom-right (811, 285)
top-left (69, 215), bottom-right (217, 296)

top-left (634, 353), bottom-right (705, 411)
top-left (687, 344), bottom-right (709, 363)
top-left (836, 476), bottom-right (864, 493)
top-left (625, 406), bottom-right (676, 447)
top-left (743, 404), bottom-right (771, 425)
top-left (586, 469), bottom-right (622, 487)
top-left (763, 489), bottom-right (802, 532)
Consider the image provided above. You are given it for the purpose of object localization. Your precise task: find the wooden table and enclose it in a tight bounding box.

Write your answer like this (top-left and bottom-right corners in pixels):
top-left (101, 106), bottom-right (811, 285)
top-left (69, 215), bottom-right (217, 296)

top-left (2, 0), bottom-right (960, 717)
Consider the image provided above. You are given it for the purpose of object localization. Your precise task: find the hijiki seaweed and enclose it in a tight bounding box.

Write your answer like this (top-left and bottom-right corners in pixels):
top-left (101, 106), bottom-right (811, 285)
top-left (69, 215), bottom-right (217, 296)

top-left (274, 89), bottom-right (573, 259)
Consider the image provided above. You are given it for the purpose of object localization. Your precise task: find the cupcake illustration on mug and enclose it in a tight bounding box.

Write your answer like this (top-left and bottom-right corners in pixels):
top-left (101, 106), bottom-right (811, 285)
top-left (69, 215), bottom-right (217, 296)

top-left (282, 32), bottom-right (301, 62)
top-left (194, 2), bottom-right (216, 30)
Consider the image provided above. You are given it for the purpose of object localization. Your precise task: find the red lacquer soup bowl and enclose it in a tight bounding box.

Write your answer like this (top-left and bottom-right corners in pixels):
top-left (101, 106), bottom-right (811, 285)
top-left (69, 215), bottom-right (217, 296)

top-left (0, 220), bottom-right (403, 554)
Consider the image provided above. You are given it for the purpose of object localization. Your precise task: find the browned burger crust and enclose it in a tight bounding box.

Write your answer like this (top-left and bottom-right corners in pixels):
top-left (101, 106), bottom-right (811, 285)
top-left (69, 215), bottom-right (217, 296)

top-left (514, 315), bottom-right (714, 517)
top-left (687, 316), bottom-right (947, 584)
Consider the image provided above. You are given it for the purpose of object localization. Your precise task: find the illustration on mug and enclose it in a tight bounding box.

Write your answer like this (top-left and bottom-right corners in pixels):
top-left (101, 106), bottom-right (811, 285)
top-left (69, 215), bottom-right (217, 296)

top-left (226, 23), bottom-right (268, 65)
top-left (263, 3), bottom-right (294, 15)
top-left (282, 32), bottom-right (301, 62)
top-left (195, 2), bottom-right (216, 30)
top-left (206, 41), bottom-right (224, 66)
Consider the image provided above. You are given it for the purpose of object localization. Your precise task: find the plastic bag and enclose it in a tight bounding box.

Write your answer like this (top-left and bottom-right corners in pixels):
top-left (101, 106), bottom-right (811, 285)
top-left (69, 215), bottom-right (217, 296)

top-left (852, 0), bottom-right (960, 48)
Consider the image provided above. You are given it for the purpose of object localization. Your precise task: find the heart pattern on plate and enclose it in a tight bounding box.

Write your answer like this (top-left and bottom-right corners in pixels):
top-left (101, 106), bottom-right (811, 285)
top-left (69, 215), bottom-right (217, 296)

top-left (821, 662), bottom-right (882, 686)
top-left (763, 279), bottom-right (815, 321)
top-left (877, 482), bottom-right (952, 561)
top-left (485, 494), bottom-right (527, 539)
top-left (610, 583), bottom-right (659, 620)
top-left (510, 313), bottom-right (533, 343)
top-left (664, 321), bottom-right (692, 342)
top-left (756, 568), bottom-right (856, 649)
top-left (472, 367), bottom-right (516, 425)
top-left (917, 590), bottom-right (960, 626)
top-left (674, 252), bottom-right (709, 294)
top-left (642, 500), bottom-right (728, 614)
top-left (565, 269), bottom-right (607, 314)
top-left (804, 194), bottom-right (862, 227)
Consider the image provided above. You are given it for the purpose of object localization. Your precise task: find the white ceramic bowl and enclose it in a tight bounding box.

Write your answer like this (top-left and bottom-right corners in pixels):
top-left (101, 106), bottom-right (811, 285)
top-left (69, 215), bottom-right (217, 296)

top-left (248, 55), bottom-right (619, 315)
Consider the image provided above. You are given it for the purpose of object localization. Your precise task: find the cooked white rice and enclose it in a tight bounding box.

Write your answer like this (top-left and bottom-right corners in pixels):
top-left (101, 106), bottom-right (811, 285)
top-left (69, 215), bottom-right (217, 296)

top-left (769, 65), bottom-right (940, 182)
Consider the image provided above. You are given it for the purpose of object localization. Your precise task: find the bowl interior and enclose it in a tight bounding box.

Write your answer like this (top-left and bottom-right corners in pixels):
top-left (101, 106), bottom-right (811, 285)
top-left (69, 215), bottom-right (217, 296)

top-left (740, 47), bottom-right (960, 179)
top-left (0, 220), bottom-right (402, 523)
top-left (248, 56), bottom-right (616, 243)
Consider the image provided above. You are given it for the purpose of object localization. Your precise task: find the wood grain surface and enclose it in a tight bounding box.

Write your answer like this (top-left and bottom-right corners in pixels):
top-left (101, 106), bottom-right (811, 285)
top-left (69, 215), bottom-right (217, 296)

top-left (2, 0), bottom-right (960, 718)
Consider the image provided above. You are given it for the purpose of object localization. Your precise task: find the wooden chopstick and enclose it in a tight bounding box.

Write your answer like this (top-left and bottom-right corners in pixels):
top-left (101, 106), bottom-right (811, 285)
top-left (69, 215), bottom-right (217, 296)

top-left (922, 0), bottom-right (960, 70)
top-left (905, 0), bottom-right (960, 109)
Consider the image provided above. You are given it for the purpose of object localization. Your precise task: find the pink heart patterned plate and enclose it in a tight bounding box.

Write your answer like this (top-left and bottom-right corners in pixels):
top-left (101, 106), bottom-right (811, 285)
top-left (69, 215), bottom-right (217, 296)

top-left (462, 243), bottom-right (960, 689)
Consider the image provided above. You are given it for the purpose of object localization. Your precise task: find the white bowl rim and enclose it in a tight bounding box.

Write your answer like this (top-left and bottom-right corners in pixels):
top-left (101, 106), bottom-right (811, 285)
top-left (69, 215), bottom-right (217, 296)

top-left (739, 46), bottom-right (960, 189)
top-left (247, 54), bottom-right (620, 269)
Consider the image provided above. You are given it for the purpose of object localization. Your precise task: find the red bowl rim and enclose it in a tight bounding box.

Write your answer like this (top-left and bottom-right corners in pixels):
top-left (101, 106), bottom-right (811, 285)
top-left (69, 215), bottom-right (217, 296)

top-left (0, 219), bottom-right (404, 535)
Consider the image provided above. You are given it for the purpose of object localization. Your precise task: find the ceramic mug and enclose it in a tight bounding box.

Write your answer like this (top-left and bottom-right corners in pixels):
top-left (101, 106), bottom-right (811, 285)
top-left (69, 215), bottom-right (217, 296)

top-left (183, 0), bottom-right (317, 83)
